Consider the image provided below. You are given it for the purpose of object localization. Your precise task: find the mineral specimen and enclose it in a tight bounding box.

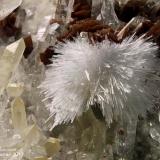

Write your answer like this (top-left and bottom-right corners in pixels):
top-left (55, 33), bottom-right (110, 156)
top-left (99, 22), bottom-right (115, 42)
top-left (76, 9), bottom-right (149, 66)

top-left (0, 1), bottom-right (160, 160)
top-left (0, 38), bottom-right (25, 95)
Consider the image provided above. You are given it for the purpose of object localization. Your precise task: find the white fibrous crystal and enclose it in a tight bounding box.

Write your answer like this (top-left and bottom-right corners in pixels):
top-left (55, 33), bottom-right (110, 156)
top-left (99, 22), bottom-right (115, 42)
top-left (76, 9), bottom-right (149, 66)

top-left (0, 0), bottom-right (22, 20)
top-left (0, 0), bottom-right (160, 159)
top-left (0, 39), bottom-right (25, 95)
top-left (40, 36), bottom-right (159, 128)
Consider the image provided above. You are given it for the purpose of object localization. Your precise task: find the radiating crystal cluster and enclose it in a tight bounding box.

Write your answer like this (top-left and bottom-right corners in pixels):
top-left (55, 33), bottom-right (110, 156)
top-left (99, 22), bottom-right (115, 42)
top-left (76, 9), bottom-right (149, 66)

top-left (0, 0), bottom-right (160, 160)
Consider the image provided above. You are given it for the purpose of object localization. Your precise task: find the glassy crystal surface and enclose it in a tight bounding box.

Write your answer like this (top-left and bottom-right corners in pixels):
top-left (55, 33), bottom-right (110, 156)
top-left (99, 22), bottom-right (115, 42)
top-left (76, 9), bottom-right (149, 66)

top-left (0, 0), bottom-right (22, 20)
top-left (11, 97), bottom-right (27, 134)
top-left (92, 0), bottom-right (119, 27)
top-left (0, 39), bottom-right (25, 95)
top-left (0, 1), bottom-right (160, 160)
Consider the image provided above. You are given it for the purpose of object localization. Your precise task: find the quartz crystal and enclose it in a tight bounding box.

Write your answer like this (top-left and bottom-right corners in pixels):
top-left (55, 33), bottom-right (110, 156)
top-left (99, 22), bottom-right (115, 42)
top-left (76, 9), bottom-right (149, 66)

top-left (92, 0), bottom-right (119, 27)
top-left (0, 39), bottom-right (25, 95)
top-left (44, 137), bottom-right (61, 157)
top-left (21, 0), bottom-right (57, 37)
top-left (0, 1), bottom-right (160, 160)
top-left (0, 0), bottom-right (22, 20)
top-left (7, 83), bottom-right (24, 97)
top-left (11, 97), bottom-right (27, 134)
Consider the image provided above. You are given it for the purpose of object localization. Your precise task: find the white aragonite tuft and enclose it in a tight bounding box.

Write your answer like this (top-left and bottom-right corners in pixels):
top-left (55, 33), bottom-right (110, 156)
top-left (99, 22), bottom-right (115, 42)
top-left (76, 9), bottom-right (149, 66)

top-left (40, 36), bottom-right (159, 129)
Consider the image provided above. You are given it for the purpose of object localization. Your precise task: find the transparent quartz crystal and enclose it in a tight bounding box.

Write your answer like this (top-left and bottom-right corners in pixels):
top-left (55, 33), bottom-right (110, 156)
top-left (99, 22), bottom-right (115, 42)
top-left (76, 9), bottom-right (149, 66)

top-left (0, 39), bottom-right (25, 95)
top-left (7, 83), bottom-right (24, 98)
top-left (21, 0), bottom-right (57, 38)
top-left (11, 97), bottom-right (28, 135)
top-left (0, 1), bottom-right (160, 160)
top-left (92, 0), bottom-right (119, 28)
top-left (0, 0), bottom-right (22, 21)
top-left (53, 108), bottom-right (107, 160)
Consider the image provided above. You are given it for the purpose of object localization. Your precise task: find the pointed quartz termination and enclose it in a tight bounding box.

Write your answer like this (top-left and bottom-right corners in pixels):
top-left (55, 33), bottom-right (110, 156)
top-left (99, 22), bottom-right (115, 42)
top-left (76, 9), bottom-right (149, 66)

top-left (7, 83), bottom-right (24, 97)
top-left (11, 97), bottom-right (28, 135)
top-left (92, 0), bottom-right (119, 28)
top-left (44, 137), bottom-right (61, 157)
top-left (0, 38), bottom-right (25, 95)
top-left (22, 124), bottom-right (42, 146)
top-left (0, 0), bottom-right (22, 21)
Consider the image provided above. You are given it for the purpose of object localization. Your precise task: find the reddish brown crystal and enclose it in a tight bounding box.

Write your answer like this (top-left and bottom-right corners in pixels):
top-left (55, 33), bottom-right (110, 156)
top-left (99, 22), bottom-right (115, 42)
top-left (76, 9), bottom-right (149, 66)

top-left (40, 46), bottom-right (59, 65)
top-left (0, 9), bottom-right (21, 39)
top-left (147, 21), bottom-right (160, 46)
top-left (23, 35), bottom-right (34, 58)
top-left (115, 0), bottom-right (146, 22)
top-left (71, 0), bottom-right (92, 20)
top-left (40, 0), bottom-right (160, 65)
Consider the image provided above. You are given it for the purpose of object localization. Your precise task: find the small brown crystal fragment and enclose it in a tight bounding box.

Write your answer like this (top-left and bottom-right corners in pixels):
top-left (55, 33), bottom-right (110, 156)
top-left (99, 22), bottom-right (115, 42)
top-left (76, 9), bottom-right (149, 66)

top-left (23, 35), bottom-right (33, 58)
top-left (147, 21), bottom-right (160, 46)
top-left (92, 28), bottom-right (119, 43)
top-left (134, 20), bottom-right (153, 36)
top-left (57, 19), bottom-right (109, 41)
top-left (115, 0), bottom-right (146, 22)
top-left (50, 18), bottom-right (64, 25)
top-left (118, 128), bottom-right (125, 136)
top-left (40, 46), bottom-right (59, 65)
top-left (0, 9), bottom-right (21, 39)
top-left (71, 0), bottom-right (92, 20)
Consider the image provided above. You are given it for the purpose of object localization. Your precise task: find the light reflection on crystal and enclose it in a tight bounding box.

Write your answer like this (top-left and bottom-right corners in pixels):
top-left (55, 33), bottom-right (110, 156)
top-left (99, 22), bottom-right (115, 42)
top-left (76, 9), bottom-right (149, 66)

top-left (0, 0), bottom-right (160, 160)
top-left (0, 39), bottom-right (25, 95)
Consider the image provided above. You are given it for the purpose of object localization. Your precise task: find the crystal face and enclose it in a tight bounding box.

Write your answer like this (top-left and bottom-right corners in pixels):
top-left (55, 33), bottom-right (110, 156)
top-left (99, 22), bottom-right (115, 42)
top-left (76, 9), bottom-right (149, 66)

top-left (0, 0), bottom-right (160, 160)
top-left (0, 0), bottom-right (22, 21)
top-left (0, 39), bottom-right (25, 95)
top-left (11, 97), bottom-right (28, 134)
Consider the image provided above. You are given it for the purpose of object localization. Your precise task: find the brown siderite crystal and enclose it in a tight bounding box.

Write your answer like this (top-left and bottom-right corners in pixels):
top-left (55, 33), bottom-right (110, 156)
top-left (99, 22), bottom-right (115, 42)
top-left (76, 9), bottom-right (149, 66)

top-left (116, 17), bottom-right (154, 41)
top-left (118, 128), bottom-right (125, 136)
top-left (115, 0), bottom-right (160, 23)
top-left (0, 9), bottom-right (21, 39)
top-left (50, 18), bottom-right (64, 25)
top-left (40, 46), bottom-right (59, 65)
top-left (40, 0), bottom-right (160, 66)
top-left (57, 19), bottom-right (110, 42)
top-left (147, 21), bottom-right (160, 46)
top-left (134, 20), bottom-right (153, 36)
top-left (23, 35), bottom-right (34, 58)
top-left (71, 0), bottom-right (92, 20)
top-left (115, 0), bottom-right (146, 22)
